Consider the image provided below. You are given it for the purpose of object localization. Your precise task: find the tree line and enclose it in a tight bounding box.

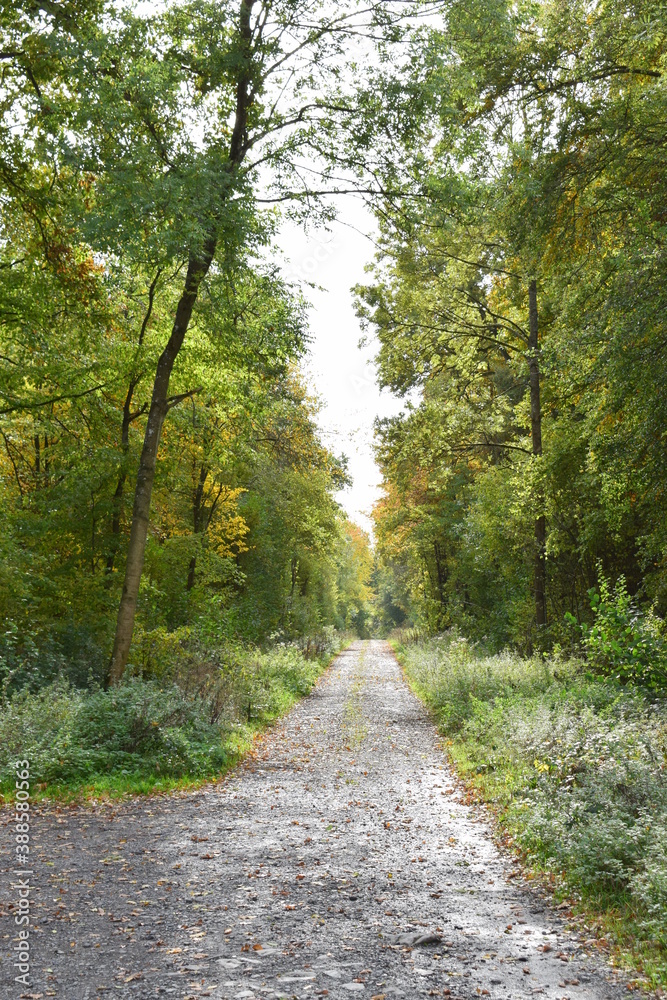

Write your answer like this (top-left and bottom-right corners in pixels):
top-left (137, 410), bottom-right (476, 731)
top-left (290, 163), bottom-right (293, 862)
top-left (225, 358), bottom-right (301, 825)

top-left (358, 0), bottom-right (666, 651)
top-left (0, 0), bottom-right (387, 688)
top-left (1, 0), bottom-right (664, 682)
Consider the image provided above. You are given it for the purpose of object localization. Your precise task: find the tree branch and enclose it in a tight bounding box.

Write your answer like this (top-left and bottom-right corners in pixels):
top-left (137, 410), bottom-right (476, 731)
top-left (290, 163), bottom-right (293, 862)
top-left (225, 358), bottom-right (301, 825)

top-left (166, 387), bottom-right (203, 411)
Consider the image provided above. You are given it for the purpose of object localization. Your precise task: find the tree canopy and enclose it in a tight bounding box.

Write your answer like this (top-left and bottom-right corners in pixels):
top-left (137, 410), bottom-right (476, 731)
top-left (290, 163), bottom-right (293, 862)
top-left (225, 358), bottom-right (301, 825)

top-left (1, 0), bottom-right (665, 675)
top-left (356, 0), bottom-right (667, 648)
top-left (0, 0), bottom-right (383, 685)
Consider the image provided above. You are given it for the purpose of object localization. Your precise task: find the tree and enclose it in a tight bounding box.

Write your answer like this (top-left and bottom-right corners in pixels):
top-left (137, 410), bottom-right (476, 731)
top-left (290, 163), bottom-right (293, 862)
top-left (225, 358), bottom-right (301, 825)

top-left (2, 0), bottom-right (415, 679)
top-left (354, 0), bottom-right (667, 643)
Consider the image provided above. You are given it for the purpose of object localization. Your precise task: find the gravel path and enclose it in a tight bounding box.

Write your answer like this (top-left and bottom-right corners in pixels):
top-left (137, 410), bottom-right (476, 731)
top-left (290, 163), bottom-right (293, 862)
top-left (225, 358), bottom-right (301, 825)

top-left (1, 640), bottom-right (632, 1000)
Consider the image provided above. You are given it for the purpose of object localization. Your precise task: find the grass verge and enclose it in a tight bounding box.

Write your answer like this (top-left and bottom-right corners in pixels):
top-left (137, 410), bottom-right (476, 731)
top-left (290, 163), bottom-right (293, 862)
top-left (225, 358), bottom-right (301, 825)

top-left (0, 637), bottom-right (347, 804)
top-left (392, 631), bottom-right (667, 994)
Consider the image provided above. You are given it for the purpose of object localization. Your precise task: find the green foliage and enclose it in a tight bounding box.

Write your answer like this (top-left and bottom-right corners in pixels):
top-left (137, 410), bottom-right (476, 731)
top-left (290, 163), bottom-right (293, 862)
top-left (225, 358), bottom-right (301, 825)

top-left (0, 621), bottom-right (108, 694)
top-left (357, 0), bottom-right (667, 655)
top-left (571, 573), bottom-right (667, 689)
top-left (399, 634), bottom-right (667, 982)
top-left (0, 636), bottom-right (345, 796)
top-left (0, 228), bottom-right (372, 676)
top-left (0, 0), bottom-right (377, 686)
top-left (0, 678), bottom-right (228, 787)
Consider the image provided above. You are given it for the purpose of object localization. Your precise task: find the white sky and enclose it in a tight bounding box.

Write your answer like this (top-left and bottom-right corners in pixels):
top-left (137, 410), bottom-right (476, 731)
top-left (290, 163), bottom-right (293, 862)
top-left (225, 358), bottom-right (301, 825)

top-left (277, 201), bottom-right (402, 538)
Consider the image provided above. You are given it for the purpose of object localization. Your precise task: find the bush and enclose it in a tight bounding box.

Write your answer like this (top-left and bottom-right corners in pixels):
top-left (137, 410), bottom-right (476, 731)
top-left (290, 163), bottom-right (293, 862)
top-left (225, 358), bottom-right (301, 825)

top-left (398, 628), bottom-right (557, 733)
top-left (397, 632), bottom-right (667, 962)
top-left (0, 677), bottom-right (230, 787)
top-left (0, 631), bottom-right (346, 794)
top-left (569, 572), bottom-right (667, 689)
top-left (0, 621), bottom-right (108, 694)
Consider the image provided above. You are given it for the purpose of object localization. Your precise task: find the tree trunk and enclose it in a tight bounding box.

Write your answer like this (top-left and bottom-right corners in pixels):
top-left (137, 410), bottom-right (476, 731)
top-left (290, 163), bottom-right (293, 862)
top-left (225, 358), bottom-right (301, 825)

top-left (109, 249), bottom-right (213, 682)
top-left (528, 279), bottom-right (547, 628)
top-left (105, 386), bottom-right (133, 577)
top-left (108, 0), bottom-right (255, 684)
top-left (433, 540), bottom-right (447, 605)
top-left (186, 463), bottom-right (208, 591)
top-left (106, 270), bottom-right (160, 577)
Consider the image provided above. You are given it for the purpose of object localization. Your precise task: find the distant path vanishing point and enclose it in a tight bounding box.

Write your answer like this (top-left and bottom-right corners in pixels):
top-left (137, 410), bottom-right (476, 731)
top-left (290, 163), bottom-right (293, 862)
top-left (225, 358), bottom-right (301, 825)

top-left (1, 640), bottom-right (635, 999)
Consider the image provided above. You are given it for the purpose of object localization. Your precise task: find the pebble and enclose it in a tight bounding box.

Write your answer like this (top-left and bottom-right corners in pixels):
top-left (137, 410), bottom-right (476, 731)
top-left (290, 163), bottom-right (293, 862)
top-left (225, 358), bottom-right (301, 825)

top-left (1, 642), bottom-right (633, 1000)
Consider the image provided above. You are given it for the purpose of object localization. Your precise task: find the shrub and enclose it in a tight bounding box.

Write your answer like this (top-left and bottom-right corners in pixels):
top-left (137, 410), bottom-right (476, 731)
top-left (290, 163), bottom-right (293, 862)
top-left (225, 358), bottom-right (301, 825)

top-left (0, 621), bottom-right (108, 694)
top-left (0, 677), bottom-right (230, 787)
top-left (0, 631), bottom-right (346, 794)
top-left (398, 633), bottom-right (667, 953)
top-left (573, 573), bottom-right (667, 689)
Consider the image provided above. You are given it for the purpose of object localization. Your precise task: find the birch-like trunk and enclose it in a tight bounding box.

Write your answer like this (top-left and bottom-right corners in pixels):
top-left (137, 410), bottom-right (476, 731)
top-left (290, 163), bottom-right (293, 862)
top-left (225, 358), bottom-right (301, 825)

top-left (109, 251), bottom-right (214, 682)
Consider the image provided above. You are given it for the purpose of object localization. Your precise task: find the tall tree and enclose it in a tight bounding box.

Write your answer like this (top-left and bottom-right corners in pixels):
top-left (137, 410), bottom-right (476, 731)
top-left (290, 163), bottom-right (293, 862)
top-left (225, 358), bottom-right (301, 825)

top-left (2, 0), bottom-right (413, 679)
top-left (354, 0), bottom-right (666, 641)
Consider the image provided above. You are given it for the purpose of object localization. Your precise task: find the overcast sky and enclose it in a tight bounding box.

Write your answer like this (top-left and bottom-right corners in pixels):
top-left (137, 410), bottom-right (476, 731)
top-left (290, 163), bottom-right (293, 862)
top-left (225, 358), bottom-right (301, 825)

top-left (277, 200), bottom-right (403, 538)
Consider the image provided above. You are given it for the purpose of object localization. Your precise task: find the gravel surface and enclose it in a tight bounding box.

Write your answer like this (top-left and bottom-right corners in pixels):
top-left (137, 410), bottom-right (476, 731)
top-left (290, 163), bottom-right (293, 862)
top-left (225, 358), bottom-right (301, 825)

top-left (1, 640), bottom-right (633, 1000)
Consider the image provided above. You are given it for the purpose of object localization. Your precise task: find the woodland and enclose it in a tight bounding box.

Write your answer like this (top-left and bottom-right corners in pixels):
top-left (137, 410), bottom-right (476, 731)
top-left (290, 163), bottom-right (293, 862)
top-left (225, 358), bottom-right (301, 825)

top-left (359, 1), bottom-right (666, 667)
top-left (1, 0), bottom-right (666, 977)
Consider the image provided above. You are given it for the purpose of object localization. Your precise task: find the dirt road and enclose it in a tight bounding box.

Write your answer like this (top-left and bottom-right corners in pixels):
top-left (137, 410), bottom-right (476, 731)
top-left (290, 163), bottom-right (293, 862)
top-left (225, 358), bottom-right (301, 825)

top-left (1, 641), bottom-right (631, 999)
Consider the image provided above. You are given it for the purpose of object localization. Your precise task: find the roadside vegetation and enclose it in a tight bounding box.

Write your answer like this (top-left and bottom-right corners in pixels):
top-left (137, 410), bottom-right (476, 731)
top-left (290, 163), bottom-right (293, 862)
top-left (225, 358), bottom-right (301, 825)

top-left (0, 631), bottom-right (346, 801)
top-left (395, 628), bottom-right (667, 991)
top-left (1, 2), bottom-right (377, 805)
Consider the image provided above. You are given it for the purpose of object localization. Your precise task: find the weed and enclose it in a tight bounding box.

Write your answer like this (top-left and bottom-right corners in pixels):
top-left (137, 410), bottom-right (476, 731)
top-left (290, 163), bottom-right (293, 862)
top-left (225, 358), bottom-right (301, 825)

top-left (396, 631), bottom-right (667, 988)
top-left (0, 635), bottom-right (347, 800)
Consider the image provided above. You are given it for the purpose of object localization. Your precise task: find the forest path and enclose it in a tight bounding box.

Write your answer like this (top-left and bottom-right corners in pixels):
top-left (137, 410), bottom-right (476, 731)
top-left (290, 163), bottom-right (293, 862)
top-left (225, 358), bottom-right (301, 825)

top-left (1, 640), bottom-right (632, 1000)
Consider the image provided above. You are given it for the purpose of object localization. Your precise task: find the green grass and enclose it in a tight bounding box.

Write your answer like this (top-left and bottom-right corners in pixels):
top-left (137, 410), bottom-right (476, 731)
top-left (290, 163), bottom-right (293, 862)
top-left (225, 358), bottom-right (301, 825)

top-left (393, 631), bottom-right (667, 992)
top-left (0, 638), bottom-right (346, 804)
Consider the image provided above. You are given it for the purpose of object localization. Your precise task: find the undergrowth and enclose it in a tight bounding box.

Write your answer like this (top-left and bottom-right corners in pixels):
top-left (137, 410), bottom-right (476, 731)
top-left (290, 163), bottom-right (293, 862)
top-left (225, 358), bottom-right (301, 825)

top-left (394, 631), bottom-right (667, 992)
top-left (0, 631), bottom-right (346, 802)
